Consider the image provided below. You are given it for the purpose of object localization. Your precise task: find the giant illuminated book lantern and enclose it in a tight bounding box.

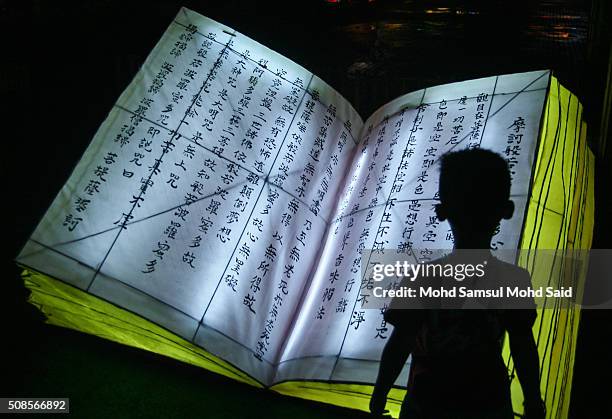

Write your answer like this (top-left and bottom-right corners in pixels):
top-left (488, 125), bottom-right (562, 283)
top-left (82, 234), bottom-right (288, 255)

top-left (16, 7), bottom-right (594, 418)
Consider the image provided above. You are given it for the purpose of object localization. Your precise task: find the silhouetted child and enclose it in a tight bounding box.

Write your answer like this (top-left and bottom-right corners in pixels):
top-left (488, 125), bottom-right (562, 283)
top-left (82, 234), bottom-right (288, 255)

top-left (370, 148), bottom-right (545, 419)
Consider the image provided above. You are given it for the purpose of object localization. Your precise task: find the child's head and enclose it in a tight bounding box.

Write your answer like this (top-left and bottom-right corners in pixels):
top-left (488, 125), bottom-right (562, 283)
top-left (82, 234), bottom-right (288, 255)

top-left (435, 148), bottom-right (514, 238)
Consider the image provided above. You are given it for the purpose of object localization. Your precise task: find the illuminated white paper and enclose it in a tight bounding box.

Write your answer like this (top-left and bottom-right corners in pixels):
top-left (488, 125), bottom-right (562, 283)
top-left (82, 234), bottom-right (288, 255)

top-left (17, 7), bottom-right (549, 387)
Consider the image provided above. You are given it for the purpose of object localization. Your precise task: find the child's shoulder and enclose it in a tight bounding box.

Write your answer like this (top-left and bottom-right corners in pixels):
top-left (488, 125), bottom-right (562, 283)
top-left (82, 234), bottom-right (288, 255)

top-left (488, 256), bottom-right (532, 283)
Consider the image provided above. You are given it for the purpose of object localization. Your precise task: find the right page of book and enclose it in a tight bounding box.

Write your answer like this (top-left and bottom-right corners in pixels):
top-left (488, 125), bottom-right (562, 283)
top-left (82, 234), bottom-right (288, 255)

top-left (275, 70), bottom-right (551, 385)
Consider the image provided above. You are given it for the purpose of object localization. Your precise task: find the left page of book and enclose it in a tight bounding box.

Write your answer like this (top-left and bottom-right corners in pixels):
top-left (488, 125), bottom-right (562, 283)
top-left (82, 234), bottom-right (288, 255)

top-left (16, 7), bottom-right (363, 386)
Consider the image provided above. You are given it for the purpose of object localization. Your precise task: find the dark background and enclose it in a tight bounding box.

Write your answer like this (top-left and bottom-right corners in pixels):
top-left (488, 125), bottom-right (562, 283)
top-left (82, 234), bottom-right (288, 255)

top-left (3, 0), bottom-right (611, 417)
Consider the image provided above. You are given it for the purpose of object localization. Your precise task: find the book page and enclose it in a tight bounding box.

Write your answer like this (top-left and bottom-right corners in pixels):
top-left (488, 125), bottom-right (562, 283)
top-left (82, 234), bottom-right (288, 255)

top-left (16, 7), bottom-right (363, 386)
top-left (276, 70), bottom-right (550, 385)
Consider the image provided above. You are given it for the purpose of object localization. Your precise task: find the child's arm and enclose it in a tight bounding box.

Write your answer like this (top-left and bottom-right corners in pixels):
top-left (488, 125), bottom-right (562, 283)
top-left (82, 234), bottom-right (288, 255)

top-left (508, 321), bottom-right (546, 419)
top-left (370, 323), bottom-right (416, 415)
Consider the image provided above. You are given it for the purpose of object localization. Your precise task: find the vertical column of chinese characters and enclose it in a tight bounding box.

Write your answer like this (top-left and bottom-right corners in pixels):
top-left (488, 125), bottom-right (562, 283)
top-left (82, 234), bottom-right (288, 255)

top-left (251, 79), bottom-right (316, 363)
top-left (268, 78), bottom-right (306, 188)
top-left (307, 126), bottom-right (364, 322)
top-left (440, 95), bottom-right (470, 247)
top-left (309, 103), bottom-right (337, 216)
top-left (411, 103), bottom-right (439, 262)
top-left (328, 123), bottom-right (357, 219)
top-left (140, 28), bottom-right (231, 275)
top-left (62, 148), bottom-right (120, 232)
top-left (115, 99), bottom-right (154, 188)
top-left (218, 64), bottom-right (298, 292)
top-left (488, 115), bottom-right (526, 251)
top-left (252, 211), bottom-right (315, 362)
top-left (369, 118), bottom-right (393, 255)
top-left (315, 120), bottom-right (382, 328)
top-left (394, 104), bottom-right (429, 265)
top-left (356, 109), bottom-right (415, 337)
top-left (217, 54), bottom-right (262, 169)
top-left (337, 127), bottom-right (378, 321)
top-left (207, 50), bottom-right (246, 157)
top-left (240, 76), bottom-right (306, 308)
top-left (211, 54), bottom-right (272, 250)
top-left (469, 92), bottom-right (491, 149)
top-left (369, 109), bottom-right (409, 341)
top-left (304, 126), bottom-right (362, 324)
top-left (505, 116), bottom-right (526, 181)
top-left (192, 50), bottom-right (268, 261)
top-left (294, 90), bottom-right (321, 202)
top-left (247, 62), bottom-right (293, 176)
top-left (242, 189), bottom-right (284, 313)
top-left (182, 56), bottom-right (244, 262)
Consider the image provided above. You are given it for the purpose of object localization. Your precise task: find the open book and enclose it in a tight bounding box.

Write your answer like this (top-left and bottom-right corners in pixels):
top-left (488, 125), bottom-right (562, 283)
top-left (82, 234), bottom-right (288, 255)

top-left (16, 7), bottom-right (594, 418)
